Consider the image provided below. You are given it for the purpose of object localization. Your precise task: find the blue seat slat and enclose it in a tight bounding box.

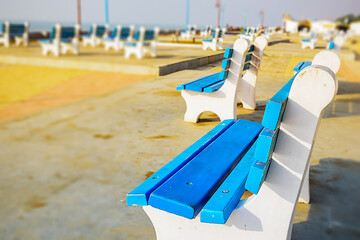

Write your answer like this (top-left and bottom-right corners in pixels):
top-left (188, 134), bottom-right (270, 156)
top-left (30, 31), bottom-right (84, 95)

top-left (202, 39), bottom-right (213, 42)
top-left (328, 42), bottom-right (335, 49)
top-left (148, 119), bottom-right (263, 219)
top-left (224, 48), bottom-right (233, 58)
top-left (203, 80), bottom-right (225, 93)
top-left (182, 73), bottom-right (222, 92)
top-left (254, 128), bottom-right (279, 163)
top-left (127, 119), bottom-right (236, 206)
top-left (200, 142), bottom-right (258, 224)
top-left (221, 59), bottom-right (231, 70)
top-left (302, 39), bottom-right (310, 42)
top-left (293, 61), bottom-right (304, 72)
top-left (245, 158), bottom-right (272, 194)
top-left (261, 76), bottom-right (295, 130)
top-left (176, 73), bottom-right (220, 91)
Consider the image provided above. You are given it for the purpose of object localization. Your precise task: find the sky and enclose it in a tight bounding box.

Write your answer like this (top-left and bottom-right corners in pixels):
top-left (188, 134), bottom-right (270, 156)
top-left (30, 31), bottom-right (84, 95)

top-left (1, 0), bottom-right (360, 28)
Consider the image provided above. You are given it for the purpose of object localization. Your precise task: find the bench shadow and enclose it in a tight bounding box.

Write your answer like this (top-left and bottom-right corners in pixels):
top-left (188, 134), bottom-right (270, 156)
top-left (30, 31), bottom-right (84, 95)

top-left (292, 158), bottom-right (360, 240)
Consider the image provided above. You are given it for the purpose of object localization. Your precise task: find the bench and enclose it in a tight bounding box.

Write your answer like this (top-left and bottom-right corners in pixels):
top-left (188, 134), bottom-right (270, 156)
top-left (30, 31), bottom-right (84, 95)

top-left (104, 25), bottom-right (134, 51)
top-left (240, 27), bottom-right (259, 42)
top-left (39, 24), bottom-right (80, 56)
top-left (200, 25), bottom-right (213, 37)
top-left (0, 21), bottom-right (30, 47)
top-left (82, 24), bottom-right (109, 47)
top-left (176, 36), bottom-right (267, 123)
top-left (326, 35), bottom-right (345, 53)
top-left (124, 27), bottom-right (160, 59)
top-left (127, 50), bottom-right (340, 239)
top-left (301, 33), bottom-right (318, 49)
top-left (202, 27), bottom-right (227, 51)
top-left (181, 25), bottom-right (197, 40)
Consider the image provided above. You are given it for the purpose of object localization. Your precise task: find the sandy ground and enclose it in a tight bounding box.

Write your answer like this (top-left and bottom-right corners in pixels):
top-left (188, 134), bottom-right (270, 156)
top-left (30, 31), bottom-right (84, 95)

top-left (0, 38), bottom-right (359, 239)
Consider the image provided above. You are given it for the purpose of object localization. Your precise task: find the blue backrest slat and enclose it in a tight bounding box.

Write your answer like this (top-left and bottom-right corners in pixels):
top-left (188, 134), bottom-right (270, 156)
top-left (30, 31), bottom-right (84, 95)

top-left (293, 61), bottom-right (304, 72)
top-left (50, 27), bottom-right (56, 39)
top-left (219, 70), bottom-right (229, 80)
top-left (248, 45), bottom-right (255, 53)
top-left (148, 119), bottom-right (263, 219)
top-left (253, 128), bottom-right (279, 163)
top-left (9, 24), bottom-right (25, 33)
top-left (245, 158), bottom-right (272, 194)
top-left (261, 76), bottom-right (295, 130)
top-left (200, 142), bottom-right (259, 223)
top-left (224, 48), bottom-right (233, 58)
top-left (245, 53), bottom-right (253, 63)
top-left (61, 27), bottom-right (75, 38)
top-left (1, 24), bottom-right (5, 33)
top-left (134, 30), bottom-right (140, 41)
top-left (144, 30), bottom-right (155, 40)
top-left (221, 59), bottom-right (231, 70)
top-left (127, 119), bottom-right (236, 206)
top-left (120, 27), bottom-right (131, 38)
top-left (96, 26), bottom-right (106, 37)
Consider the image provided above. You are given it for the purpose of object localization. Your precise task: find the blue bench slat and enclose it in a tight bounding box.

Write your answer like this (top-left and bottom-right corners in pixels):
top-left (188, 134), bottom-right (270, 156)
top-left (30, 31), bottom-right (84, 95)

top-left (245, 53), bottom-right (253, 62)
top-left (243, 62), bottom-right (250, 71)
top-left (293, 61), bottom-right (304, 72)
top-left (202, 39), bottom-right (213, 42)
top-left (148, 119), bottom-right (263, 219)
top-left (302, 39), bottom-right (311, 42)
top-left (224, 48), bottom-right (233, 58)
top-left (200, 142), bottom-right (258, 224)
top-left (293, 61), bottom-right (311, 72)
top-left (203, 80), bottom-right (225, 93)
top-left (248, 45), bottom-right (255, 53)
top-left (127, 119), bottom-right (236, 206)
top-left (245, 158), bottom-right (272, 194)
top-left (254, 128), bottom-right (279, 163)
top-left (261, 76), bottom-right (295, 130)
top-left (328, 42), bottom-right (335, 50)
top-left (221, 59), bottom-right (231, 70)
top-left (183, 73), bottom-right (223, 92)
top-left (219, 70), bottom-right (229, 80)
top-left (176, 73), bottom-right (220, 91)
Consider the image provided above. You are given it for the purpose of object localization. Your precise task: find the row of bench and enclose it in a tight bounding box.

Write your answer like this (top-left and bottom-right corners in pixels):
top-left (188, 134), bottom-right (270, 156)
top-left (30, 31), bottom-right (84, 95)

top-left (127, 37), bottom-right (341, 239)
top-left (38, 24), bottom-right (159, 58)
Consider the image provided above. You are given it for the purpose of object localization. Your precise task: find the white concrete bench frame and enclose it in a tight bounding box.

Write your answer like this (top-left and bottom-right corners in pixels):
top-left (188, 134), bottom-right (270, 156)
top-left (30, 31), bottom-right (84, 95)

top-left (181, 25), bottom-right (197, 39)
top-left (128, 50), bottom-right (340, 240)
top-left (327, 35), bottom-right (345, 53)
top-left (39, 24), bottom-right (80, 57)
top-left (179, 36), bottom-right (267, 123)
top-left (104, 25), bottom-right (135, 51)
top-left (202, 27), bottom-right (227, 51)
top-left (200, 25), bottom-right (212, 37)
top-left (124, 27), bottom-right (160, 59)
top-left (0, 21), bottom-right (30, 47)
top-left (301, 33), bottom-right (318, 49)
top-left (82, 24), bottom-right (109, 47)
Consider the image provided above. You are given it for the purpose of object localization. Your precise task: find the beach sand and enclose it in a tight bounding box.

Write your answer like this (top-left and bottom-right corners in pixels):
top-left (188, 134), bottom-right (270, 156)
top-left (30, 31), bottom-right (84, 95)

top-left (0, 36), bottom-right (359, 239)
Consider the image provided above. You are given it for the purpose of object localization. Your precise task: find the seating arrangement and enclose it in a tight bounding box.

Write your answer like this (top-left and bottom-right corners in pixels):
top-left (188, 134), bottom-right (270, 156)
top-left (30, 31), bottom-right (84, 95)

top-left (0, 21), bottom-right (30, 47)
top-left (124, 27), bottom-right (160, 59)
top-left (240, 27), bottom-right (259, 42)
top-left (327, 35), bottom-right (345, 53)
top-left (261, 27), bottom-right (275, 40)
top-left (82, 24), bottom-right (109, 47)
top-left (202, 27), bottom-right (227, 51)
top-left (177, 36), bottom-right (267, 123)
top-left (181, 25), bottom-right (197, 39)
top-left (104, 25), bottom-right (134, 51)
top-left (127, 50), bottom-right (340, 239)
top-left (200, 25), bottom-right (212, 37)
top-left (39, 24), bottom-right (80, 56)
top-left (301, 33), bottom-right (317, 49)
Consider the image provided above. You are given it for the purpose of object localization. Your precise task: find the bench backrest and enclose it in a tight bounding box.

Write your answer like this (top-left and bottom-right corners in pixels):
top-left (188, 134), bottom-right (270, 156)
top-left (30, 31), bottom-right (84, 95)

top-left (49, 24), bottom-right (79, 40)
top-left (134, 27), bottom-right (159, 43)
top-left (1, 21), bottom-right (29, 36)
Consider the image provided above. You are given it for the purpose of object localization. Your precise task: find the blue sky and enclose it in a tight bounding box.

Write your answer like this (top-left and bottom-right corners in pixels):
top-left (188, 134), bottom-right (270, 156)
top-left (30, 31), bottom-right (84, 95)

top-left (1, 0), bottom-right (359, 27)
